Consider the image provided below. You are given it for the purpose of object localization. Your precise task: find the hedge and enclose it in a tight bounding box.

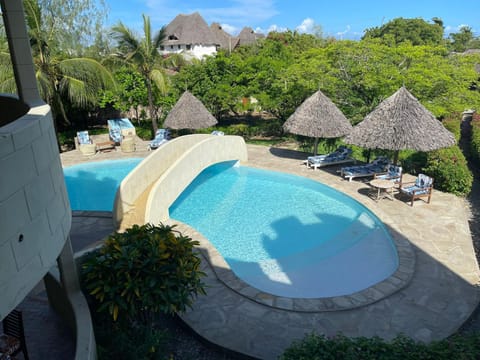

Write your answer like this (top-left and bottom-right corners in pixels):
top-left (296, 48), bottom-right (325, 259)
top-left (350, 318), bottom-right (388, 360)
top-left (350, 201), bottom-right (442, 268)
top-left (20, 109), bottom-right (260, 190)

top-left (423, 145), bottom-right (473, 196)
top-left (281, 333), bottom-right (480, 360)
top-left (470, 113), bottom-right (480, 163)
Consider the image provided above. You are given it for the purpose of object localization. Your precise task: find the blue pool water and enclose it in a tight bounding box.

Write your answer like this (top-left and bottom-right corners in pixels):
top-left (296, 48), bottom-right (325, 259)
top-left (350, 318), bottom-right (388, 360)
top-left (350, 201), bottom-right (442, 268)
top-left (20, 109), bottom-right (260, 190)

top-left (170, 161), bottom-right (398, 298)
top-left (64, 158), bottom-right (142, 211)
top-left (64, 159), bottom-right (398, 298)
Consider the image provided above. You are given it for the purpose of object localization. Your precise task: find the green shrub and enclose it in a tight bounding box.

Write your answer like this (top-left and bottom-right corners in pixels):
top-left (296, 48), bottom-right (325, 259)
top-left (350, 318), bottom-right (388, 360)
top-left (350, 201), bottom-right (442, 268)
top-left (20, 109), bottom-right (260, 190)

top-left (281, 332), bottom-right (480, 360)
top-left (95, 315), bottom-right (169, 360)
top-left (442, 113), bottom-right (461, 143)
top-left (423, 145), bottom-right (473, 196)
top-left (81, 223), bottom-right (206, 326)
top-left (399, 150), bottom-right (428, 175)
top-left (470, 114), bottom-right (480, 163)
top-left (228, 123), bottom-right (251, 136)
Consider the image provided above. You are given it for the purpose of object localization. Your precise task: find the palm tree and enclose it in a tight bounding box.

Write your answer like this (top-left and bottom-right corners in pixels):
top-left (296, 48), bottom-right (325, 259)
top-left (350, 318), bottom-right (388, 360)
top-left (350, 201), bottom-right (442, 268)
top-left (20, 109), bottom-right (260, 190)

top-left (111, 14), bottom-right (167, 134)
top-left (21, 0), bottom-right (114, 130)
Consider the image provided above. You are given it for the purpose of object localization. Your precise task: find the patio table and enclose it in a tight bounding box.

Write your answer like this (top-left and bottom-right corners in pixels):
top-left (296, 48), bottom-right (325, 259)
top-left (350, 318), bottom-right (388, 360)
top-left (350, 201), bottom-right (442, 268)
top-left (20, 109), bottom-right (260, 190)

top-left (369, 179), bottom-right (395, 201)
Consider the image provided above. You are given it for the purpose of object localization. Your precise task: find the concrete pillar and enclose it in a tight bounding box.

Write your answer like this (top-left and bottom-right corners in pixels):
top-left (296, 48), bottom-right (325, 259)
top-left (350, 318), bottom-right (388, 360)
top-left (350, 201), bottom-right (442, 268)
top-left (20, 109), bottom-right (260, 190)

top-left (0, 0), bottom-right (42, 106)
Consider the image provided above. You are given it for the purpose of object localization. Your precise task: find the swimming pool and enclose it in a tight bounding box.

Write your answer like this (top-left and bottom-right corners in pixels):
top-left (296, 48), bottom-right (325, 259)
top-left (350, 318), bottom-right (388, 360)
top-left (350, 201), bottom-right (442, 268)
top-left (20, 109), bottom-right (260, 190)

top-left (64, 158), bottom-right (398, 298)
top-left (170, 161), bottom-right (398, 298)
top-left (64, 158), bottom-right (142, 211)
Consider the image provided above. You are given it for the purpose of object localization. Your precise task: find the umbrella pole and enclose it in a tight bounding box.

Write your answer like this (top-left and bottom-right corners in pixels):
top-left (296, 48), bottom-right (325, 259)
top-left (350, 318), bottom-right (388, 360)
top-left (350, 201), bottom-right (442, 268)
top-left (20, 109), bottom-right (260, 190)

top-left (314, 138), bottom-right (319, 156)
top-left (393, 150), bottom-right (399, 165)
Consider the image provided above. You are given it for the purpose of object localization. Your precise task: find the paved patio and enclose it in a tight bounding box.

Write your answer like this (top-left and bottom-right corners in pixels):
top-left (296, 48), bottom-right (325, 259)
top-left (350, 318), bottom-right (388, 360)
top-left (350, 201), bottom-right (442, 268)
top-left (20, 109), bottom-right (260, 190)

top-left (176, 144), bottom-right (480, 359)
top-left (19, 140), bottom-right (480, 359)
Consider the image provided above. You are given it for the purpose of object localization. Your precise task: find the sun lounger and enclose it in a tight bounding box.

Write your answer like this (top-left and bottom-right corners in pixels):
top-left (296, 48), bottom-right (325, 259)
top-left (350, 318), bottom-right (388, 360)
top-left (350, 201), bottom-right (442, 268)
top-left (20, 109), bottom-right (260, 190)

top-left (108, 118), bottom-right (136, 144)
top-left (149, 128), bottom-right (170, 150)
top-left (340, 156), bottom-right (390, 182)
top-left (76, 131), bottom-right (97, 155)
top-left (306, 147), bottom-right (355, 169)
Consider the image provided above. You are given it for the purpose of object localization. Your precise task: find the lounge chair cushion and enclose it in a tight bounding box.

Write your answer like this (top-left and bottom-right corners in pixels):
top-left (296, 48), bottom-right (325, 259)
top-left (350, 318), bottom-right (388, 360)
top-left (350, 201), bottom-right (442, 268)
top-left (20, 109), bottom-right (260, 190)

top-left (415, 174), bottom-right (433, 188)
top-left (77, 131), bottom-right (91, 145)
top-left (308, 146), bottom-right (351, 164)
top-left (150, 128), bottom-right (171, 149)
top-left (375, 165), bottom-right (402, 181)
top-left (109, 128), bottom-right (122, 143)
top-left (401, 185), bottom-right (430, 196)
top-left (341, 156), bottom-right (389, 179)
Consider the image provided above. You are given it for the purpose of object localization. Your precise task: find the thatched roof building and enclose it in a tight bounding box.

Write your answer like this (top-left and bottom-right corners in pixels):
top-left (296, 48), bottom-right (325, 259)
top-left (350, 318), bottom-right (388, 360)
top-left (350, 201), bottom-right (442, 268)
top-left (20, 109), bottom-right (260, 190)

top-left (344, 86), bottom-right (456, 152)
top-left (283, 90), bottom-right (352, 138)
top-left (236, 27), bottom-right (264, 47)
top-left (163, 12), bottom-right (218, 47)
top-left (210, 22), bottom-right (233, 50)
top-left (163, 91), bottom-right (218, 129)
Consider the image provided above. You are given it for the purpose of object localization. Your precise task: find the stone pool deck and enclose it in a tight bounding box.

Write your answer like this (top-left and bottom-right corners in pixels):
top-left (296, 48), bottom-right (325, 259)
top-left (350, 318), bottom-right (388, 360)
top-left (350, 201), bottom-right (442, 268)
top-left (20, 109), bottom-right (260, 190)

top-left (177, 145), bottom-right (480, 359)
top-left (33, 142), bottom-right (480, 359)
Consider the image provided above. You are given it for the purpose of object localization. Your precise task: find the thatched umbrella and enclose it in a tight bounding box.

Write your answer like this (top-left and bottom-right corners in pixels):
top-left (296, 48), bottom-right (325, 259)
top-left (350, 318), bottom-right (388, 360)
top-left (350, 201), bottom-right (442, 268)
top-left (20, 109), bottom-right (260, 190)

top-left (283, 90), bottom-right (352, 155)
top-left (344, 86), bottom-right (456, 164)
top-left (163, 91), bottom-right (218, 130)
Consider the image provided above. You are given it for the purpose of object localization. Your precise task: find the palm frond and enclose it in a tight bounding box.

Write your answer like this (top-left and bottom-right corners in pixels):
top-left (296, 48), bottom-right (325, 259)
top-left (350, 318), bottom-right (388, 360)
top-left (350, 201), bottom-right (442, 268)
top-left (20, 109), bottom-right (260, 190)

top-left (56, 58), bottom-right (115, 106)
top-left (36, 69), bottom-right (54, 102)
top-left (0, 76), bottom-right (17, 94)
top-left (153, 26), bottom-right (166, 51)
top-left (150, 68), bottom-right (167, 95)
top-left (111, 22), bottom-right (140, 58)
top-left (58, 75), bottom-right (91, 107)
top-left (142, 14), bottom-right (152, 54)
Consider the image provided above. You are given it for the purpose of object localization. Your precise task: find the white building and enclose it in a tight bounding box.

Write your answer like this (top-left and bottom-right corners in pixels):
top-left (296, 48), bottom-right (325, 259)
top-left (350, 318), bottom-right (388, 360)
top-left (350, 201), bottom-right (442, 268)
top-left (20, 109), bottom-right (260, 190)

top-left (159, 12), bottom-right (219, 60)
top-left (159, 12), bottom-right (265, 60)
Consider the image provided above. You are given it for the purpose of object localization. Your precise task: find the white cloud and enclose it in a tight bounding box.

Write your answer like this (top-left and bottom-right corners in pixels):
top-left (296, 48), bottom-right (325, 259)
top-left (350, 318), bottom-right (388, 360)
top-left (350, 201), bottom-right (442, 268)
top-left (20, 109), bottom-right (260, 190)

top-left (336, 25), bottom-right (351, 39)
top-left (221, 23), bottom-right (238, 36)
top-left (296, 18), bottom-right (315, 34)
top-left (268, 24), bottom-right (287, 33)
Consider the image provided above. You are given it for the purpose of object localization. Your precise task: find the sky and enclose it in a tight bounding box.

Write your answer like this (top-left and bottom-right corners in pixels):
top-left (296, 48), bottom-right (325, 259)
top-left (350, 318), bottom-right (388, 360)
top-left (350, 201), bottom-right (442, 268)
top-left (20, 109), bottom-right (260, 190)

top-left (103, 0), bottom-right (480, 40)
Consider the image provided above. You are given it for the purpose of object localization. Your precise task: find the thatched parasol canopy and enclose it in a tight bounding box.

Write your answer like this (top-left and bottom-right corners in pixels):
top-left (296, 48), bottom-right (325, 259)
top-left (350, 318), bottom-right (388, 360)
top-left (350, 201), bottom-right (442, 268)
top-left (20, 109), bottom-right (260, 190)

top-left (283, 90), bottom-right (352, 155)
top-left (344, 86), bottom-right (456, 162)
top-left (163, 91), bottom-right (218, 130)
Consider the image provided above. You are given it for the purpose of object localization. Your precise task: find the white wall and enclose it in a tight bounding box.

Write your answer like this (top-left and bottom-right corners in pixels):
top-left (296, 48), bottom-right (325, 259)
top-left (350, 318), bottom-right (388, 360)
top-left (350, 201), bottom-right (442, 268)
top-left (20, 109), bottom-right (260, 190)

top-left (0, 101), bottom-right (70, 320)
top-left (159, 43), bottom-right (217, 59)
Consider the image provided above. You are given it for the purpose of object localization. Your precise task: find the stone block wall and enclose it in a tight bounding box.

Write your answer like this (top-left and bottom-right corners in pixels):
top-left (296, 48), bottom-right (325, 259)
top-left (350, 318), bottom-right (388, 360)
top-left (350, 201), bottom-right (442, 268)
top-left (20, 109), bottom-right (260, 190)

top-left (0, 100), bottom-right (71, 320)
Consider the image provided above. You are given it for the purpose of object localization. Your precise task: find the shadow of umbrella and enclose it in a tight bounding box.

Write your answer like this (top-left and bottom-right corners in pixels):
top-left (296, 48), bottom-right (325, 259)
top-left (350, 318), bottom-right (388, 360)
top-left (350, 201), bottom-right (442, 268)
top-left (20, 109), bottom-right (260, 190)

top-left (283, 90), bottom-right (352, 156)
top-left (344, 86), bottom-right (456, 164)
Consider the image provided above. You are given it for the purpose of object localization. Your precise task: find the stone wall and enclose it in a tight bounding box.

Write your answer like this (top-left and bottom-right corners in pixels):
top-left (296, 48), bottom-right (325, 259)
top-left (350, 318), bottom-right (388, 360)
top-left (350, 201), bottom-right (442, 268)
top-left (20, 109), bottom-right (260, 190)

top-left (0, 101), bottom-right (71, 320)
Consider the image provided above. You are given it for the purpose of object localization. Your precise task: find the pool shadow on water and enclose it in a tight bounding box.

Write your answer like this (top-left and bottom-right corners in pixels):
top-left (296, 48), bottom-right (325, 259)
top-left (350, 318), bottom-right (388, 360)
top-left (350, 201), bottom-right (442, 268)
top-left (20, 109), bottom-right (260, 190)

top-left (64, 169), bottom-right (120, 212)
top-left (225, 211), bottom-right (398, 299)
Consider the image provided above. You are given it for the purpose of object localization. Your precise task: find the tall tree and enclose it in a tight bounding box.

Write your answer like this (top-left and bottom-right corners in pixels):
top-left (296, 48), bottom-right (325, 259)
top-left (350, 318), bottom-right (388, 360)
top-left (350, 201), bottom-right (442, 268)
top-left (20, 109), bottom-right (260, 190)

top-left (449, 26), bottom-right (475, 52)
top-left (20, 0), bottom-right (114, 130)
top-left (111, 15), bottom-right (167, 134)
top-left (362, 18), bottom-right (444, 46)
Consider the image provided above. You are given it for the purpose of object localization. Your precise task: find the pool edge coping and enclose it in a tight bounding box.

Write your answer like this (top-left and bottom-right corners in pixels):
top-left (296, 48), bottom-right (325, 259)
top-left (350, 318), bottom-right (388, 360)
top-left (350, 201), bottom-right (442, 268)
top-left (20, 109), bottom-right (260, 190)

top-left (173, 221), bottom-right (415, 312)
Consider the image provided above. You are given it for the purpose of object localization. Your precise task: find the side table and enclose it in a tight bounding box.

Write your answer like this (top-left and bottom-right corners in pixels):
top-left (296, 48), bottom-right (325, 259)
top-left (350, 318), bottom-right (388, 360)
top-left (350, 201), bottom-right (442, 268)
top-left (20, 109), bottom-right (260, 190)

top-left (369, 179), bottom-right (395, 201)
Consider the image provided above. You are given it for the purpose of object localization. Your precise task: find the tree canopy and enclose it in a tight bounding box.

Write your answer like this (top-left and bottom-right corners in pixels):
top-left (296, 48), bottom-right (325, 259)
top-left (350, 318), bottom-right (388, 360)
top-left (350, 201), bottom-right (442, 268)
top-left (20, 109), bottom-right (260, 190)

top-left (362, 18), bottom-right (444, 46)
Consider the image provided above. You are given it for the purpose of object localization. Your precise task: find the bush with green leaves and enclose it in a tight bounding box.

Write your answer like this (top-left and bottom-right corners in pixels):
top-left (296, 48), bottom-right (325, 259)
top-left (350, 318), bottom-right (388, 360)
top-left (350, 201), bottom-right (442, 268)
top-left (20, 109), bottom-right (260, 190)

top-left (423, 145), bottom-right (473, 196)
top-left (94, 312), bottom-right (169, 360)
top-left (441, 114), bottom-right (461, 143)
top-left (81, 223), bottom-right (206, 327)
top-left (281, 332), bottom-right (480, 360)
top-left (470, 114), bottom-right (480, 163)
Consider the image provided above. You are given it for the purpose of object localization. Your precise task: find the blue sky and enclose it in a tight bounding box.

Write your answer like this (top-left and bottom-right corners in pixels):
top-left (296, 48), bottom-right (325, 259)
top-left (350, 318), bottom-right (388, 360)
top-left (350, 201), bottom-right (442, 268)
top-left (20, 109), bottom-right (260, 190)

top-left (103, 0), bottom-right (479, 39)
